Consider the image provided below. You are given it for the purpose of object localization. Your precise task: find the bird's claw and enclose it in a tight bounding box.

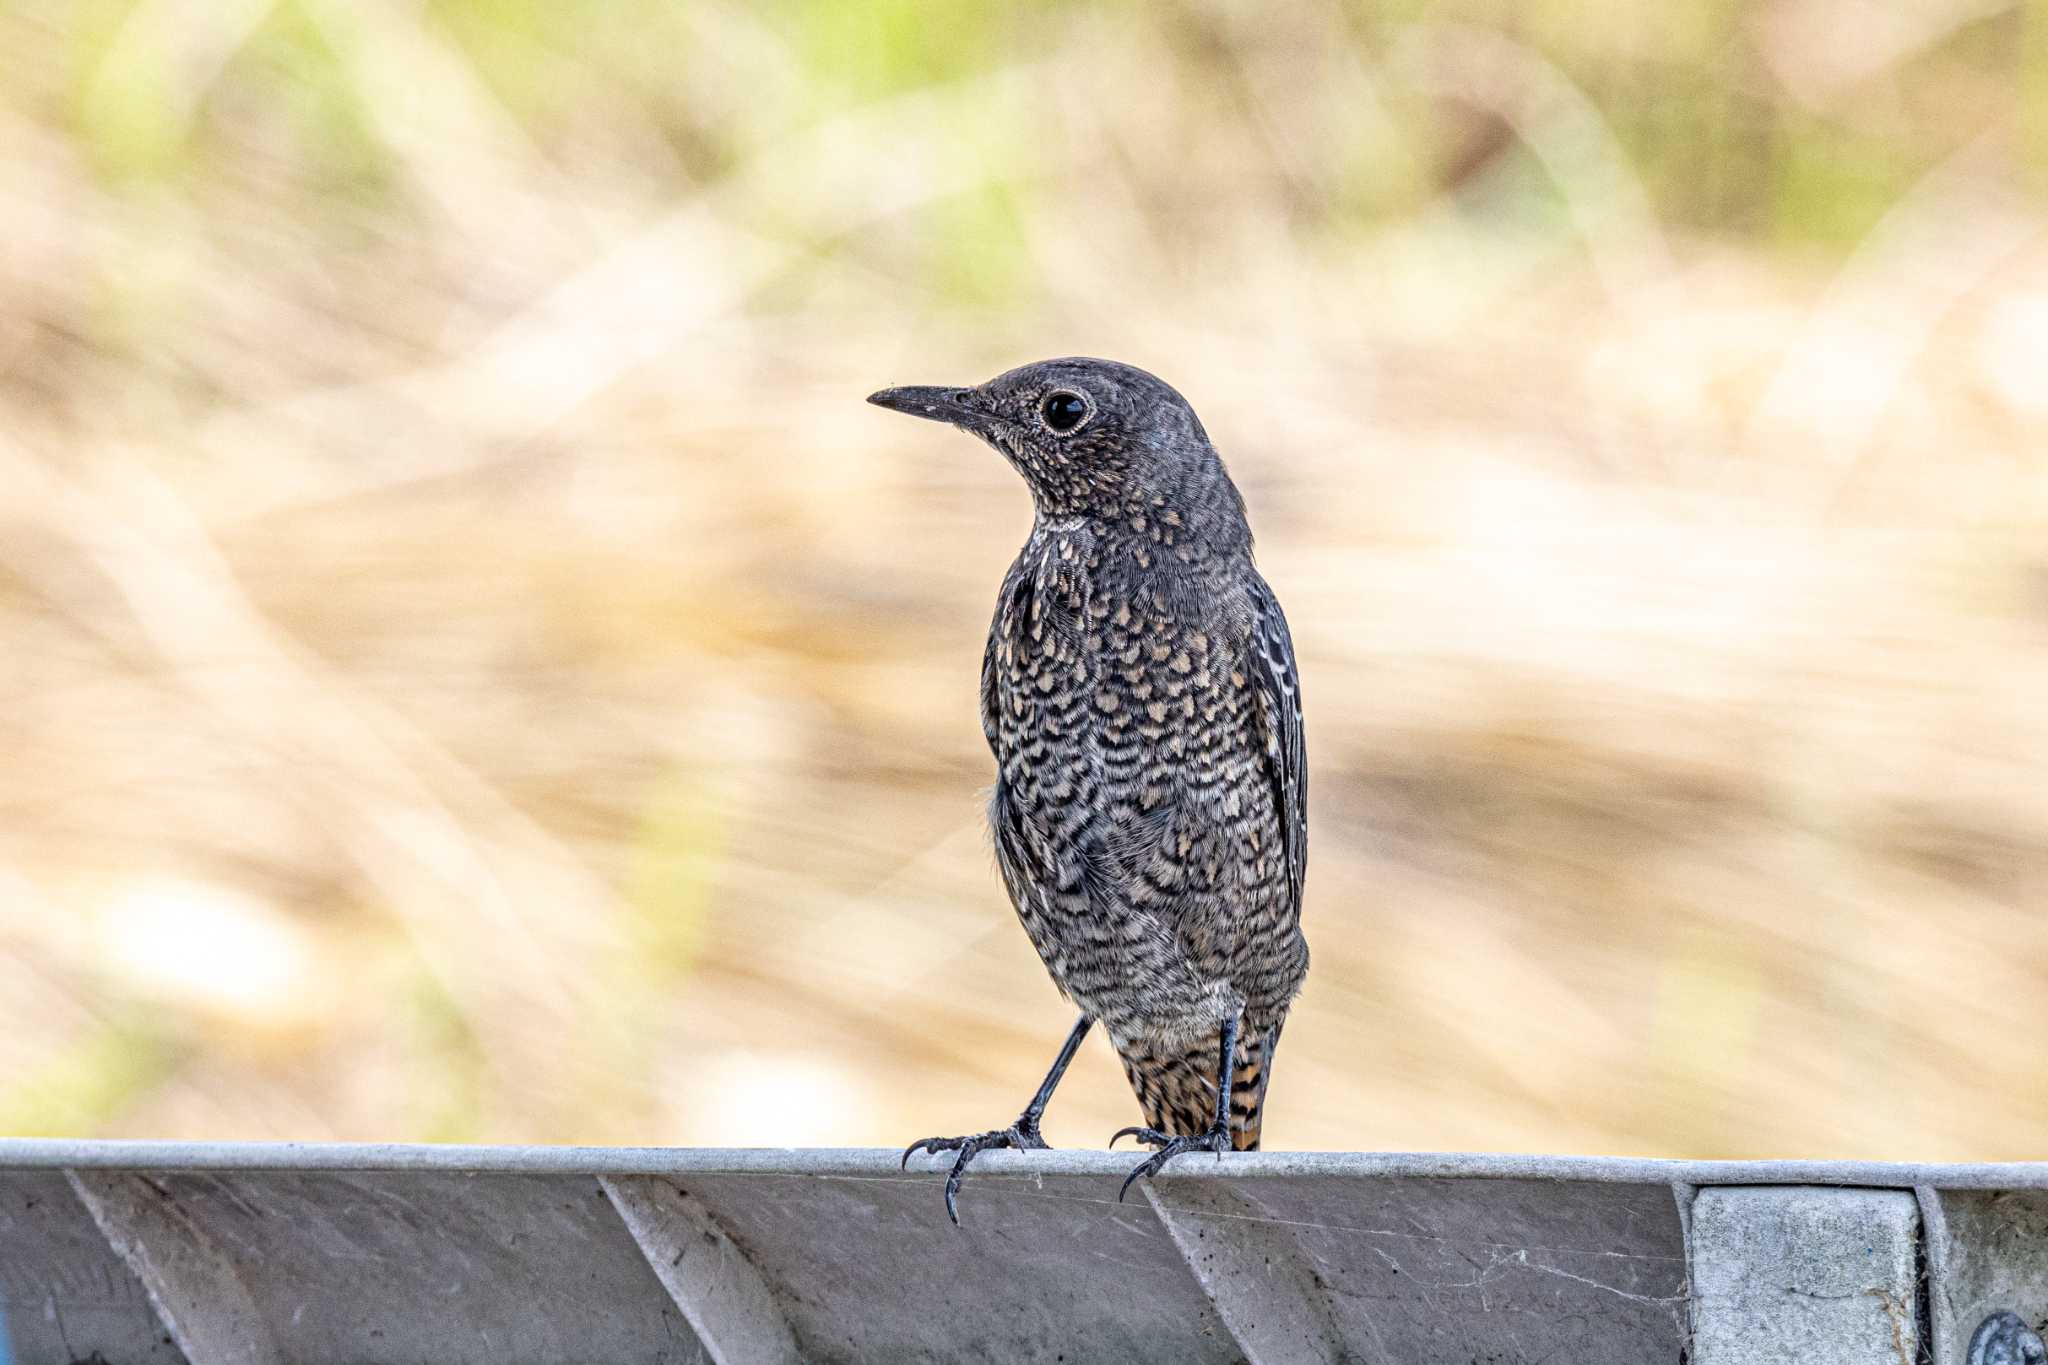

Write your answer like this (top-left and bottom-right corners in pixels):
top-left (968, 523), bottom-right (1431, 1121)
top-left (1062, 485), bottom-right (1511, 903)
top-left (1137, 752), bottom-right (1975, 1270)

top-left (900, 1121), bottom-right (1046, 1168)
top-left (1114, 1124), bottom-right (1232, 1202)
top-left (899, 1120), bottom-right (1047, 1226)
top-left (1108, 1124), bottom-right (1173, 1150)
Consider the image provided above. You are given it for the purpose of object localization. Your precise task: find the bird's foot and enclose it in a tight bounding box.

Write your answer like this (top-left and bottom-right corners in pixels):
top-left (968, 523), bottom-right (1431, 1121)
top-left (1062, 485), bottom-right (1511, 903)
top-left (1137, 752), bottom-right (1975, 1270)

top-left (1108, 1123), bottom-right (1232, 1201)
top-left (900, 1118), bottom-right (1049, 1226)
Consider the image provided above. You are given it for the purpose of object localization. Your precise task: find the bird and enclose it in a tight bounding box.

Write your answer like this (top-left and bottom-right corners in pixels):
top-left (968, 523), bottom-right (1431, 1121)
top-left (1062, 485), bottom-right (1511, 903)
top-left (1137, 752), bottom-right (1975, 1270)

top-left (869, 357), bottom-right (1308, 1224)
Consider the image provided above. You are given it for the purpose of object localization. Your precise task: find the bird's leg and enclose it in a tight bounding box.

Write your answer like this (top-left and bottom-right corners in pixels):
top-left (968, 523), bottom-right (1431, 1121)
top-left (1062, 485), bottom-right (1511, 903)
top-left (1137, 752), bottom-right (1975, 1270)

top-left (901, 1014), bottom-right (1092, 1225)
top-left (1110, 1013), bottom-right (1239, 1201)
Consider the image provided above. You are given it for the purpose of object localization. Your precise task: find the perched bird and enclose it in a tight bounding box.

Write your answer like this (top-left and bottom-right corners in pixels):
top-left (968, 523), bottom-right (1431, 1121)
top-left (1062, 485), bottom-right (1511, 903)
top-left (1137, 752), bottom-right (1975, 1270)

top-left (870, 358), bottom-right (1308, 1223)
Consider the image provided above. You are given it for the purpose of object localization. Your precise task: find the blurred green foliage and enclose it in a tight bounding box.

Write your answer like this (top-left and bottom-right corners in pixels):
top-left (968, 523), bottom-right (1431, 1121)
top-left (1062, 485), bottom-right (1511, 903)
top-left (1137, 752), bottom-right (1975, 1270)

top-left (0, 1017), bottom-right (177, 1137)
top-left (624, 773), bottom-right (722, 982)
top-left (52, 0), bottom-right (2038, 254)
top-left (407, 971), bottom-right (490, 1144)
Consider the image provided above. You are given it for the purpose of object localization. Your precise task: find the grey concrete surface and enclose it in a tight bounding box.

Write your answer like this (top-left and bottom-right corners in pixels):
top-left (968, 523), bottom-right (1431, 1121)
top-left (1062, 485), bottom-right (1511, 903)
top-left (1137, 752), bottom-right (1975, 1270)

top-left (0, 1169), bottom-right (187, 1365)
top-left (60, 1168), bottom-right (709, 1365)
top-left (9, 1143), bottom-right (2048, 1365)
top-left (1142, 1171), bottom-right (1689, 1364)
top-left (1931, 1189), bottom-right (2048, 1365)
top-left (1691, 1187), bottom-right (1920, 1365)
top-left (600, 1176), bottom-right (803, 1365)
top-left (68, 1171), bottom-right (284, 1365)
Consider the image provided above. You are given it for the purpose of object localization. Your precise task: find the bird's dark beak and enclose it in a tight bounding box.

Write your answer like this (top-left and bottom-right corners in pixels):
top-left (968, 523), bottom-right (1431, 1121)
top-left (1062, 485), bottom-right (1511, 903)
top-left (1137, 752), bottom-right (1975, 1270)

top-left (866, 385), bottom-right (986, 429)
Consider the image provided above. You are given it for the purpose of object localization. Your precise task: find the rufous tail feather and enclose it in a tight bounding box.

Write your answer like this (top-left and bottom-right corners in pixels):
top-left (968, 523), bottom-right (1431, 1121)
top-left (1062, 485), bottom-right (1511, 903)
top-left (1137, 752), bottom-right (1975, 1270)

top-left (1115, 1018), bottom-right (1282, 1151)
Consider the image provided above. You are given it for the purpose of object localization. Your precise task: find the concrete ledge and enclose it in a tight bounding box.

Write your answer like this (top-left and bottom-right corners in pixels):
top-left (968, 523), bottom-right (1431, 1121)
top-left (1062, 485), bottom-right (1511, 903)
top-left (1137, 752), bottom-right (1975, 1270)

top-left (4, 1139), bottom-right (2048, 1186)
top-left (6, 1143), bottom-right (2048, 1365)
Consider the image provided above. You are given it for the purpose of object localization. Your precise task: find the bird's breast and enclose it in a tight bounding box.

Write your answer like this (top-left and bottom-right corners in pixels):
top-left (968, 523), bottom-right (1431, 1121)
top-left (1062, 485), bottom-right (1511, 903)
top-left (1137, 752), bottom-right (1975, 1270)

top-left (994, 541), bottom-right (1253, 808)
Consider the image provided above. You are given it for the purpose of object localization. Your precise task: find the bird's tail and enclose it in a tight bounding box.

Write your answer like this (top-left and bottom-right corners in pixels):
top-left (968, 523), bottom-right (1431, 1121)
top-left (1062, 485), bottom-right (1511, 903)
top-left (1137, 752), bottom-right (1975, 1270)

top-left (1115, 1016), bottom-right (1284, 1151)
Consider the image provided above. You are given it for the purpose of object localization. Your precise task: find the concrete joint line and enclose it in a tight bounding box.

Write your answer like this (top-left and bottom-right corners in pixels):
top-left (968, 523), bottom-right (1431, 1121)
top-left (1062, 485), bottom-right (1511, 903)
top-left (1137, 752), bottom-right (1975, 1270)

top-left (598, 1174), bottom-right (802, 1365)
top-left (65, 1168), bottom-right (284, 1365)
top-left (1916, 1185), bottom-right (1956, 1365)
top-left (1142, 1182), bottom-right (1344, 1365)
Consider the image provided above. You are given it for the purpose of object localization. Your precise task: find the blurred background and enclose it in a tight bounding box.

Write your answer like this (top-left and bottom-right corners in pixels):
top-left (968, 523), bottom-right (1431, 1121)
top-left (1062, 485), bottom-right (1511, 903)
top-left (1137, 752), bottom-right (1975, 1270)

top-left (2, 0), bottom-right (2046, 1161)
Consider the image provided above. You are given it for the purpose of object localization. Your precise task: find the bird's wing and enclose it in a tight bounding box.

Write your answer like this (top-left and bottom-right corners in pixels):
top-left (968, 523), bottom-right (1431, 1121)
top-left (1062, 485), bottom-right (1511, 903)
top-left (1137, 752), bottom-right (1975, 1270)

top-left (1247, 575), bottom-right (1307, 920)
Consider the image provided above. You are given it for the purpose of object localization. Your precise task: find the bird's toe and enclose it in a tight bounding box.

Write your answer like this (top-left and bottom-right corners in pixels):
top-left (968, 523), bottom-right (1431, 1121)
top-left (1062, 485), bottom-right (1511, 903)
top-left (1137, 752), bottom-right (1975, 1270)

top-left (1115, 1124), bottom-right (1234, 1201)
top-left (900, 1121), bottom-right (1049, 1225)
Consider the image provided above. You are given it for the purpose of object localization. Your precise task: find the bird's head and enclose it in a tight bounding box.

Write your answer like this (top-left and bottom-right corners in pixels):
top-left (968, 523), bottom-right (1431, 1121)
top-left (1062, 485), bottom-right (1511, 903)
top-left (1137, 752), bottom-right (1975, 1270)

top-left (869, 357), bottom-right (1245, 534)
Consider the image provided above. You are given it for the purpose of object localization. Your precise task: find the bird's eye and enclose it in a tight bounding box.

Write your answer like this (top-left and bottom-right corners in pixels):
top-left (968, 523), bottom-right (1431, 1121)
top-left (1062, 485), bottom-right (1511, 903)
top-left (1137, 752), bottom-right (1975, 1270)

top-left (1039, 391), bottom-right (1089, 434)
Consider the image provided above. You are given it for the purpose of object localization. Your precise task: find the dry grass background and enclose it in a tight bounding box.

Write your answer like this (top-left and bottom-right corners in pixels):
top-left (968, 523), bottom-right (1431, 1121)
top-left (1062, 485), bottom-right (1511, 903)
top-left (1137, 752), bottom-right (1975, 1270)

top-left (3, 0), bottom-right (2048, 1160)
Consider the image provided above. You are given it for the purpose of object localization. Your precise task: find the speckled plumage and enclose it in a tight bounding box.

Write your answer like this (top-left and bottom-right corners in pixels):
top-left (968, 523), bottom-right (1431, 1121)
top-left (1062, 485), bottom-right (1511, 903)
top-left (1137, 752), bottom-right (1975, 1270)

top-left (873, 358), bottom-right (1307, 1220)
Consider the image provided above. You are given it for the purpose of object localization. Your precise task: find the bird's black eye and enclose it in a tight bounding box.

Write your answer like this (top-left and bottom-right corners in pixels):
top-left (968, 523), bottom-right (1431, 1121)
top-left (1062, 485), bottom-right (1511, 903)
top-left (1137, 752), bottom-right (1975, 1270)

top-left (1039, 391), bottom-right (1089, 434)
